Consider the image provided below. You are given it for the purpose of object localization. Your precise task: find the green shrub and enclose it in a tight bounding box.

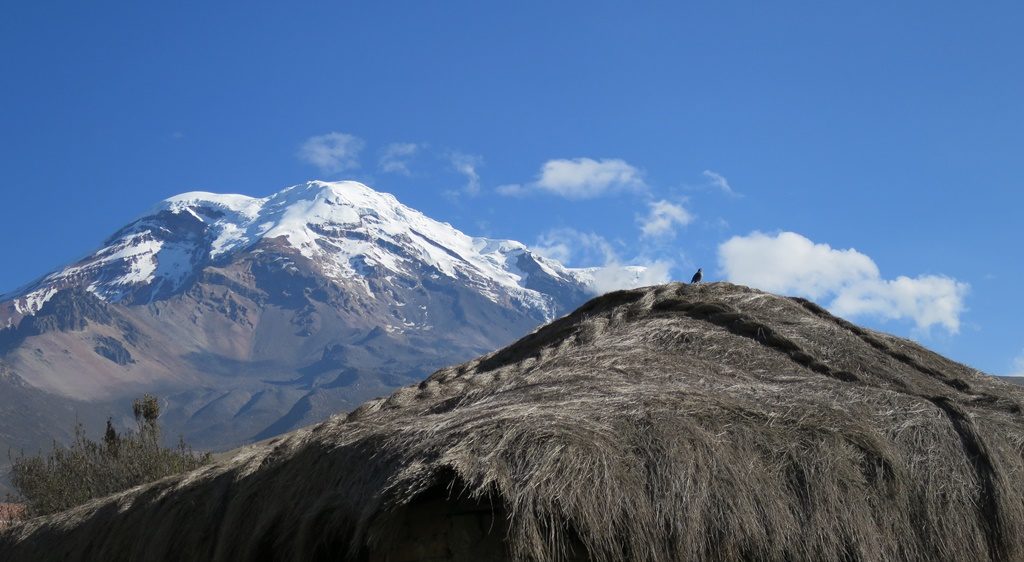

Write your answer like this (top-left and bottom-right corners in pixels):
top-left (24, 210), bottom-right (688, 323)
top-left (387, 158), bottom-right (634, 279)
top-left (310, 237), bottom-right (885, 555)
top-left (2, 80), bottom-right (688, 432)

top-left (9, 394), bottom-right (211, 516)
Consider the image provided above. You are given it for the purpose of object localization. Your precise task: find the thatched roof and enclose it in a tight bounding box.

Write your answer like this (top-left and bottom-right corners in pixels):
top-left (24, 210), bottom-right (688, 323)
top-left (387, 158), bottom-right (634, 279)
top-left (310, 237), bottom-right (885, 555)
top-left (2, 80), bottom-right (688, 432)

top-left (0, 504), bottom-right (24, 530)
top-left (3, 282), bottom-right (1024, 561)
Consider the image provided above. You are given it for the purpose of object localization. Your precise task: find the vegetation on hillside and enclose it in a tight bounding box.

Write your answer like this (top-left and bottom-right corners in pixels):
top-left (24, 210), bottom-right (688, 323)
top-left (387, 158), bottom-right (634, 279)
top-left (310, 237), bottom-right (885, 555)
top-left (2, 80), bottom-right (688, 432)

top-left (8, 394), bottom-right (210, 516)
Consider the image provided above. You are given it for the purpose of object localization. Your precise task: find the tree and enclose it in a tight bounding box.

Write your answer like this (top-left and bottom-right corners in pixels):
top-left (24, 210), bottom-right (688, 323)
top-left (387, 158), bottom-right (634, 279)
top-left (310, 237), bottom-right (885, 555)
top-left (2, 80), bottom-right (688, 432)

top-left (9, 395), bottom-right (211, 517)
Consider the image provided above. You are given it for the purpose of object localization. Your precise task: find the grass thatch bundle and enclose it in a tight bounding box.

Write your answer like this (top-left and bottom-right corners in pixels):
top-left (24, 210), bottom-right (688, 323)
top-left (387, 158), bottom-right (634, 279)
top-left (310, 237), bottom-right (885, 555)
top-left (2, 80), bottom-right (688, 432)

top-left (2, 282), bottom-right (1023, 561)
top-left (0, 504), bottom-right (24, 530)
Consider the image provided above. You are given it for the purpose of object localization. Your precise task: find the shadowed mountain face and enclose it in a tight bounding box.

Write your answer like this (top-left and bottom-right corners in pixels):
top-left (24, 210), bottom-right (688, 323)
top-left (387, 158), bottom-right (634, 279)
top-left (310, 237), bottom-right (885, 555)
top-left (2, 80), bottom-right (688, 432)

top-left (0, 181), bottom-right (600, 471)
top-left (2, 283), bottom-right (1022, 562)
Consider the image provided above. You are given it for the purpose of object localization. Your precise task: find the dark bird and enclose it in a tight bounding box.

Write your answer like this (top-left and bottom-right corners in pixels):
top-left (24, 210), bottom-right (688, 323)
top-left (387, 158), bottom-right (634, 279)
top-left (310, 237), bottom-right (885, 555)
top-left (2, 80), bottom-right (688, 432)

top-left (690, 268), bottom-right (703, 284)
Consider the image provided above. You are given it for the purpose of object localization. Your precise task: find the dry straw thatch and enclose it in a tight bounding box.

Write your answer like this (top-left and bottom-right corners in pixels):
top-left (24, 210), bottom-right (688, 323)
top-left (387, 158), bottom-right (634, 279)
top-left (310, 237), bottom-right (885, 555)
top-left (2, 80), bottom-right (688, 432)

top-left (3, 282), bottom-right (1024, 561)
top-left (0, 504), bottom-right (25, 530)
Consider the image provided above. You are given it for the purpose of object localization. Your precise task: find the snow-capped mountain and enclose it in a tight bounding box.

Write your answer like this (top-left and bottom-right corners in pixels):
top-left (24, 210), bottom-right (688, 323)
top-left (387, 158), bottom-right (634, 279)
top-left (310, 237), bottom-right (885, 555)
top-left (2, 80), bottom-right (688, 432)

top-left (0, 181), bottom-right (623, 470)
top-left (4, 181), bottom-right (591, 325)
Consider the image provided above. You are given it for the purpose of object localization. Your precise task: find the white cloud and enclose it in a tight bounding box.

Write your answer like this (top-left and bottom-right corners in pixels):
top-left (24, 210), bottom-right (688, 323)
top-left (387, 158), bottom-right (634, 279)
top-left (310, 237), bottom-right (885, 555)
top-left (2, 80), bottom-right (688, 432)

top-left (533, 228), bottom-right (673, 294)
top-left (500, 158), bottom-right (646, 199)
top-left (537, 158), bottom-right (645, 198)
top-left (703, 170), bottom-right (738, 196)
top-left (298, 132), bottom-right (365, 173)
top-left (829, 276), bottom-right (969, 333)
top-left (638, 200), bottom-right (694, 239)
top-left (534, 228), bottom-right (616, 265)
top-left (587, 262), bottom-right (673, 295)
top-left (718, 231), bottom-right (969, 334)
top-left (449, 152), bottom-right (482, 196)
top-left (495, 183), bottom-right (527, 197)
top-left (1008, 350), bottom-right (1024, 377)
top-left (719, 232), bottom-right (879, 300)
top-left (379, 142), bottom-right (419, 175)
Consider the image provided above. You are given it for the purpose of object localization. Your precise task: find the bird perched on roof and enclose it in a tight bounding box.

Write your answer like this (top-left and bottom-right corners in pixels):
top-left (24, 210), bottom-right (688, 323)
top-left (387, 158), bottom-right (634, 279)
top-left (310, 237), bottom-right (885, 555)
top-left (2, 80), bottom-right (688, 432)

top-left (690, 268), bottom-right (703, 284)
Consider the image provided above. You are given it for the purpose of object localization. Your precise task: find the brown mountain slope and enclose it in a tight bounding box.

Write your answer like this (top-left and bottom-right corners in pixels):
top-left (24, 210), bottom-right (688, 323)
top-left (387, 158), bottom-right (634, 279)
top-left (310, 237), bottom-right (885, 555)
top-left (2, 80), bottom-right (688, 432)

top-left (3, 282), bottom-right (1023, 562)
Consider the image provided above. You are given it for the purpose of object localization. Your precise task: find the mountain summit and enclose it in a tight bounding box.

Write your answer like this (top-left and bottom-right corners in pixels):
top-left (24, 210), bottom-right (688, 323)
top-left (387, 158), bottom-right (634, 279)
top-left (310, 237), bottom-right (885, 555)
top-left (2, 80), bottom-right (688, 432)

top-left (0, 181), bottom-right (614, 464)
top-left (3, 282), bottom-right (1021, 561)
top-left (4, 181), bottom-right (593, 321)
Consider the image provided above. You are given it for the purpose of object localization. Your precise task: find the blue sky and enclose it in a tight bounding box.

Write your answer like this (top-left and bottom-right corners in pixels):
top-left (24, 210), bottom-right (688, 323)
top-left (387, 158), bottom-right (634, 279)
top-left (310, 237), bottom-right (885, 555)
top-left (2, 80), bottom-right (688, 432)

top-left (1, 2), bottom-right (1022, 375)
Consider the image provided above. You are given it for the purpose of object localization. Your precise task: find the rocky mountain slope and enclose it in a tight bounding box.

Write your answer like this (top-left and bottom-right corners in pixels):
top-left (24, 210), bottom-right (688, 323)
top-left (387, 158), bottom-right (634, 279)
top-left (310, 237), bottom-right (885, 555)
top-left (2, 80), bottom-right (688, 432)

top-left (0, 181), bottom-right (614, 465)
top-left (3, 282), bottom-right (1021, 561)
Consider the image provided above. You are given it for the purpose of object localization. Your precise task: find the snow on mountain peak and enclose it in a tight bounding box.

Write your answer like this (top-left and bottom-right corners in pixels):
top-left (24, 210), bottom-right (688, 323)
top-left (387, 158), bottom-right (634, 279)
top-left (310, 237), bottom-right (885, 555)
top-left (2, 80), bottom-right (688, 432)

top-left (158, 181), bottom-right (545, 290)
top-left (6, 181), bottom-right (604, 320)
top-left (162, 191), bottom-right (262, 216)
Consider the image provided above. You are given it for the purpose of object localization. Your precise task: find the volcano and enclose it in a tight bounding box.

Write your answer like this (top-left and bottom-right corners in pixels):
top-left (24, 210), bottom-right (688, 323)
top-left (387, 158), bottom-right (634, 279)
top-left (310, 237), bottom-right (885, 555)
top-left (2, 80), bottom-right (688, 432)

top-left (0, 181), bottom-right (624, 462)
